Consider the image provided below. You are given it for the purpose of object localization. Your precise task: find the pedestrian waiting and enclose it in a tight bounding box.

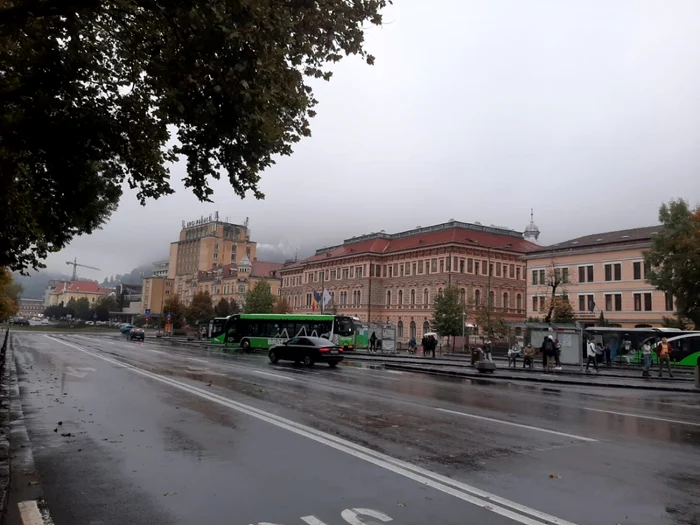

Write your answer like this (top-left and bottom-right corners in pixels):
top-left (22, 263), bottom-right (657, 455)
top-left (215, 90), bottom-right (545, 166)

top-left (523, 344), bottom-right (535, 369)
top-left (586, 338), bottom-right (600, 373)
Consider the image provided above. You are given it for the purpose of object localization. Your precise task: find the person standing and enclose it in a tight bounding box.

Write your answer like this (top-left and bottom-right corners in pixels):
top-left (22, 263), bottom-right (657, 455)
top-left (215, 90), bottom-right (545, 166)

top-left (483, 339), bottom-right (493, 362)
top-left (586, 338), bottom-right (600, 373)
top-left (507, 344), bottom-right (520, 367)
top-left (408, 335), bottom-right (417, 354)
top-left (429, 335), bottom-right (436, 358)
top-left (604, 343), bottom-right (612, 367)
top-left (523, 344), bottom-right (535, 369)
top-left (554, 338), bottom-right (562, 370)
top-left (657, 337), bottom-right (673, 378)
top-left (641, 340), bottom-right (653, 378)
top-left (369, 332), bottom-right (377, 353)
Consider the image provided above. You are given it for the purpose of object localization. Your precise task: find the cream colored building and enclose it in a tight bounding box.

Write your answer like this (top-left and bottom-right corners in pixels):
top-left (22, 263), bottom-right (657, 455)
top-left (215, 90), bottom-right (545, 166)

top-left (141, 277), bottom-right (174, 316)
top-left (48, 281), bottom-right (113, 307)
top-left (279, 220), bottom-right (538, 343)
top-left (524, 226), bottom-right (673, 328)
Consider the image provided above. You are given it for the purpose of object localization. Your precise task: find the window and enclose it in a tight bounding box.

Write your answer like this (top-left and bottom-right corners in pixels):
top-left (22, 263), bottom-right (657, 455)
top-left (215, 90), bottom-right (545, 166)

top-left (356, 266), bottom-right (363, 278)
top-left (578, 294), bottom-right (595, 312)
top-left (539, 269), bottom-right (545, 284)
top-left (238, 284), bottom-right (246, 293)
top-left (400, 264), bottom-right (404, 277)
top-left (393, 263), bottom-right (399, 276)
top-left (460, 260), bottom-right (465, 273)
top-left (397, 321), bottom-right (404, 338)
top-left (633, 293), bottom-right (652, 311)
top-left (509, 264), bottom-right (514, 278)
top-left (386, 290), bottom-right (392, 305)
top-left (516, 267), bottom-right (521, 280)
top-left (418, 260), bottom-right (424, 274)
top-left (489, 263), bottom-right (493, 276)
top-left (605, 293), bottom-right (622, 311)
top-left (538, 296), bottom-right (546, 311)
top-left (496, 264), bottom-right (502, 277)
top-left (431, 259), bottom-right (437, 273)
top-left (503, 292), bottom-right (509, 309)
top-left (532, 296), bottom-right (538, 312)
top-left (644, 293), bottom-right (652, 311)
top-left (467, 258), bottom-right (473, 273)
top-left (423, 288), bottom-right (429, 304)
top-left (516, 294), bottom-right (522, 310)
top-left (578, 265), bottom-right (594, 283)
top-left (460, 288), bottom-right (466, 303)
top-left (532, 270), bottom-right (539, 285)
top-left (405, 263), bottom-right (410, 276)
top-left (561, 267), bottom-right (569, 283)
top-left (411, 289), bottom-right (416, 305)
top-left (410, 321), bottom-right (416, 339)
top-left (489, 291), bottom-right (495, 307)
top-left (398, 290), bottom-right (403, 305)
top-left (412, 263), bottom-right (417, 275)
top-left (438, 288), bottom-right (443, 298)
top-left (383, 265), bottom-right (387, 278)
top-left (342, 268), bottom-right (349, 279)
top-left (665, 292), bottom-right (674, 311)
top-left (475, 289), bottom-right (481, 305)
top-left (422, 321), bottom-right (430, 335)
top-left (474, 261), bottom-right (480, 275)
top-left (633, 262), bottom-right (642, 280)
top-left (388, 265), bottom-right (393, 278)
top-left (370, 265), bottom-right (375, 277)
top-left (375, 264), bottom-right (381, 277)
top-left (446, 257), bottom-right (451, 272)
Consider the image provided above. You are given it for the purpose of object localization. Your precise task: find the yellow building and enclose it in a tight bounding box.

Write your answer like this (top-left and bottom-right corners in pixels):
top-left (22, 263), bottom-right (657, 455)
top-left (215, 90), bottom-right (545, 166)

top-left (48, 281), bottom-right (113, 306)
top-left (141, 277), bottom-right (174, 316)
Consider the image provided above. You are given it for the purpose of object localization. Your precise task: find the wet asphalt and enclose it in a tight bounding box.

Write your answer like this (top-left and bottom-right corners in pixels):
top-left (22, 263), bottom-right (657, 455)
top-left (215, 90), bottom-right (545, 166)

top-left (7, 332), bottom-right (700, 525)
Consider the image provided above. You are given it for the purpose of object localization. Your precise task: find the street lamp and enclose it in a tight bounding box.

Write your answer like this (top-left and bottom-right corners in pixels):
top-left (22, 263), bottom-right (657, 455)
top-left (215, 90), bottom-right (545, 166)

top-left (468, 239), bottom-right (512, 338)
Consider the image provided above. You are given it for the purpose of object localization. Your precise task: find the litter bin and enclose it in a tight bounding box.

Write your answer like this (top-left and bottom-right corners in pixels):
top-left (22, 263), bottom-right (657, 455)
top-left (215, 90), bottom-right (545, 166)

top-left (695, 356), bottom-right (700, 389)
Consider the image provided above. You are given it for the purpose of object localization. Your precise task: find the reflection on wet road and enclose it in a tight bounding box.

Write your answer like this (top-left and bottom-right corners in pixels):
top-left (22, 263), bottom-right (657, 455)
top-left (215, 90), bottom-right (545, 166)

top-left (9, 332), bottom-right (700, 525)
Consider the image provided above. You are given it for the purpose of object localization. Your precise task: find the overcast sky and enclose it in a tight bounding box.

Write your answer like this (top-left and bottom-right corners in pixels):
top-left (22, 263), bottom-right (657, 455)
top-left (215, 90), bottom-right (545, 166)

top-left (44, 0), bottom-right (700, 280)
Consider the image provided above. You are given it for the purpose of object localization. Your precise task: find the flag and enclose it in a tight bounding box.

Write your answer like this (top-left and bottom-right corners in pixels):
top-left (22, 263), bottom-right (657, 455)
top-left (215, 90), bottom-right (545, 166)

top-left (323, 288), bottom-right (332, 308)
top-left (589, 299), bottom-right (596, 313)
top-left (312, 290), bottom-right (321, 311)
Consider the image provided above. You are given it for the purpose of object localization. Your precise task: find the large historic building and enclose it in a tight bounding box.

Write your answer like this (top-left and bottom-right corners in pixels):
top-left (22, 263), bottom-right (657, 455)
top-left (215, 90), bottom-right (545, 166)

top-left (279, 220), bottom-right (538, 343)
top-left (523, 226), bottom-right (671, 328)
top-left (47, 281), bottom-right (113, 307)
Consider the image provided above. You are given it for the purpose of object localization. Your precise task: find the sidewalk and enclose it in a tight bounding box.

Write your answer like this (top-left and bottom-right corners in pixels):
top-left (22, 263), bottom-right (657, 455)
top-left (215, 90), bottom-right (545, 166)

top-left (345, 351), bottom-right (699, 393)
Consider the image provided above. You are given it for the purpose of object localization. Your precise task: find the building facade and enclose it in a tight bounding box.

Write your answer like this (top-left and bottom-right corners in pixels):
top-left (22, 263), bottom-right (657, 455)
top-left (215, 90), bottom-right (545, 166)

top-left (179, 257), bottom-right (282, 307)
top-left (48, 281), bottom-right (113, 307)
top-left (524, 226), bottom-right (672, 328)
top-left (279, 221), bottom-right (537, 344)
top-left (17, 298), bottom-right (45, 319)
top-left (152, 260), bottom-right (169, 278)
top-left (141, 277), bottom-right (174, 316)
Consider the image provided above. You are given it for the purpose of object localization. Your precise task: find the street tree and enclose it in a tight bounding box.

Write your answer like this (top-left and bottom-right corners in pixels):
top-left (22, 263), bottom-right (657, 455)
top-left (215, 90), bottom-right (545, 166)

top-left (93, 296), bottom-right (118, 322)
top-left (644, 199), bottom-right (700, 329)
top-left (471, 301), bottom-right (507, 338)
top-left (244, 282), bottom-right (275, 314)
top-left (186, 291), bottom-right (215, 326)
top-left (0, 0), bottom-right (389, 273)
top-left (273, 296), bottom-right (292, 314)
top-left (229, 299), bottom-right (242, 315)
top-left (214, 298), bottom-right (231, 318)
top-left (544, 296), bottom-right (575, 324)
top-left (75, 297), bottom-right (91, 320)
top-left (0, 268), bottom-right (22, 320)
top-left (44, 304), bottom-right (68, 320)
top-left (540, 262), bottom-right (573, 324)
top-left (661, 313), bottom-right (691, 330)
top-left (66, 298), bottom-right (77, 317)
top-left (162, 296), bottom-right (186, 329)
top-left (432, 286), bottom-right (464, 350)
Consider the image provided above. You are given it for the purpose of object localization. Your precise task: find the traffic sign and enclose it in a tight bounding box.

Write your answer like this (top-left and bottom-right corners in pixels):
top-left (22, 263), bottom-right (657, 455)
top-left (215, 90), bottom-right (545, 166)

top-left (145, 308), bottom-right (151, 316)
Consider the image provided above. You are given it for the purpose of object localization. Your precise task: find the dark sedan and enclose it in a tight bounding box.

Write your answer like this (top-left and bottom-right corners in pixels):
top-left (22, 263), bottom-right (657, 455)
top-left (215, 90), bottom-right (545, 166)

top-left (128, 327), bottom-right (145, 341)
top-left (268, 336), bottom-right (344, 368)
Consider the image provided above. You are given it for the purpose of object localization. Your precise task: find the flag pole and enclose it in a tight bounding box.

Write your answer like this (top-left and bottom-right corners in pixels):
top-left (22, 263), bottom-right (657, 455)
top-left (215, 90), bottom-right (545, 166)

top-left (321, 269), bottom-right (325, 315)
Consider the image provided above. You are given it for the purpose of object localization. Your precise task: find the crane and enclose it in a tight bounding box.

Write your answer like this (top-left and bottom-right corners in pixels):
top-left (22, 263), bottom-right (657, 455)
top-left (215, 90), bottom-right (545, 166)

top-left (66, 258), bottom-right (101, 281)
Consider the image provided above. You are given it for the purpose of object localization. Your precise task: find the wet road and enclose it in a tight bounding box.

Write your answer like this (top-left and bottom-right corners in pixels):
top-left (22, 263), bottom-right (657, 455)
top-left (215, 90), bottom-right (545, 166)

top-left (9, 332), bottom-right (700, 525)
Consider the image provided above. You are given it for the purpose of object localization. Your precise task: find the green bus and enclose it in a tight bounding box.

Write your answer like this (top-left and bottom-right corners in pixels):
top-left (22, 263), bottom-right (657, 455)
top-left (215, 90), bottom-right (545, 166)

top-left (210, 314), bottom-right (358, 352)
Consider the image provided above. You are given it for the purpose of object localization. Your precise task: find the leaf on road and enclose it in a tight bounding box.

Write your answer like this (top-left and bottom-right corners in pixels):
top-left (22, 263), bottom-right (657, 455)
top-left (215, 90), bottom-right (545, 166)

top-left (549, 474), bottom-right (561, 479)
top-left (164, 492), bottom-right (177, 497)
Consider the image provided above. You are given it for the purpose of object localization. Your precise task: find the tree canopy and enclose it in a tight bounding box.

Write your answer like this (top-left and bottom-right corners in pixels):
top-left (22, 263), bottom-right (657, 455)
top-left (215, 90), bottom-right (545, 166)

top-left (214, 298), bottom-right (231, 318)
top-left (644, 199), bottom-right (700, 329)
top-left (0, 268), bottom-right (22, 320)
top-left (162, 295), bottom-right (186, 329)
top-left (544, 296), bottom-right (575, 324)
top-left (186, 291), bottom-right (214, 325)
top-left (0, 0), bottom-right (388, 272)
top-left (273, 296), bottom-right (292, 314)
top-left (244, 281), bottom-right (275, 314)
top-left (432, 287), bottom-right (464, 339)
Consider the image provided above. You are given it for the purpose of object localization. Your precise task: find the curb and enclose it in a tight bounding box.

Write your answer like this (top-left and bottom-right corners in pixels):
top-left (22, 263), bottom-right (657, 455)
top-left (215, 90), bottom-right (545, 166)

top-left (0, 329), bottom-right (11, 523)
top-left (383, 363), bottom-right (700, 393)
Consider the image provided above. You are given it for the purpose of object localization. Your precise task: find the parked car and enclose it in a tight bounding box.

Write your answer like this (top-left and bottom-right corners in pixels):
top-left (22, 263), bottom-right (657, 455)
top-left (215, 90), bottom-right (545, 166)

top-left (268, 336), bottom-right (344, 368)
top-left (128, 327), bottom-right (145, 341)
top-left (11, 318), bottom-right (30, 326)
top-left (120, 324), bottom-right (134, 334)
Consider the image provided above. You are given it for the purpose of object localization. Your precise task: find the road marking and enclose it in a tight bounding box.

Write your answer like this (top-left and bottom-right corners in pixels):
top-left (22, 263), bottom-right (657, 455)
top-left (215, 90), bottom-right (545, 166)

top-left (18, 500), bottom-right (52, 525)
top-left (44, 335), bottom-right (576, 525)
top-left (253, 370), bottom-right (298, 381)
top-left (582, 407), bottom-right (700, 427)
top-left (341, 509), bottom-right (393, 525)
top-left (187, 357), bottom-right (209, 364)
top-left (436, 408), bottom-right (598, 443)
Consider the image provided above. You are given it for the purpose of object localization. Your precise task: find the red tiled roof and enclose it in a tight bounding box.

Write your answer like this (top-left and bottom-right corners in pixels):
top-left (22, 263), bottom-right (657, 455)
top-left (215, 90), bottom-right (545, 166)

top-left (299, 224), bottom-right (538, 266)
top-left (51, 281), bottom-right (113, 295)
top-left (251, 260), bottom-right (283, 278)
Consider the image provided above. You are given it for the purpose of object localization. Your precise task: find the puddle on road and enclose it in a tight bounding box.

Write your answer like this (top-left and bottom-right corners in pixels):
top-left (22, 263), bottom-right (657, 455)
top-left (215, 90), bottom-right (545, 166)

top-left (339, 360), bottom-right (385, 371)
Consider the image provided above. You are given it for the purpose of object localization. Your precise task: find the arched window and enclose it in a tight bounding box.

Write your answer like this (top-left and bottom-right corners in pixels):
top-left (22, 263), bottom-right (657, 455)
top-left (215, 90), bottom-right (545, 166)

top-left (503, 292), bottom-right (509, 309)
top-left (410, 321), bottom-right (416, 339)
top-left (489, 291), bottom-right (494, 307)
top-left (397, 320), bottom-right (404, 338)
top-left (475, 289), bottom-right (481, 305)
top-left (438, 288), bottom-right (443, 298)
top-left (398, 290), bottom-right (403, 305)
top-left (357, 290), bottom-right (362, 305)
top-left (422, 320), bottom-right (430, 335)
top-left (411, 289), bottom-right (416, 305)
top-left (516, 294), bottom-right (522, 310)
top-left (386, 290), bottom-right (392, 306)
top-left (460, 288), bottom-right (466, 304)
top-left (423, 288), bottom-right (429, 305)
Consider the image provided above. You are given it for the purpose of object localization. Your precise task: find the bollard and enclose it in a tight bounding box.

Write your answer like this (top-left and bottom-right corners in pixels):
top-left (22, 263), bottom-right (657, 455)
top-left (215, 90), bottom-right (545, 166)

top-left (695, 356), bottom-right (700, 389)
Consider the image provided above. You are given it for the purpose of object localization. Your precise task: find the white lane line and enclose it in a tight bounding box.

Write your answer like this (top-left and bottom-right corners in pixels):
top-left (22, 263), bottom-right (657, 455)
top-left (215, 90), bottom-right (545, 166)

top-left (582, 407), bottom-right (700, 427)
top-left (187, 357), bottom-right (209, 364)
top-left (253, 370), bottom-right (298, 382)
top-left (44, 335), bottom-right (575, 525)
top-left (18, 500), bottom-right (51, 525)
top-left (436, 408), bottom-right (598, 443)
